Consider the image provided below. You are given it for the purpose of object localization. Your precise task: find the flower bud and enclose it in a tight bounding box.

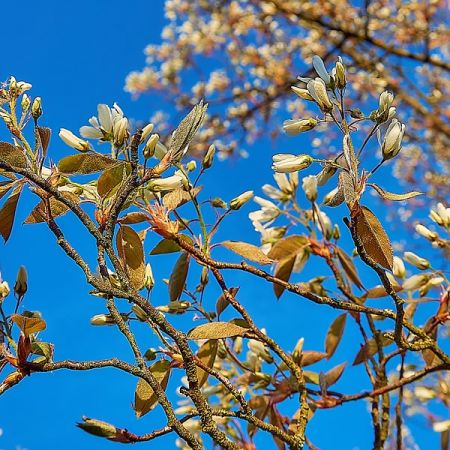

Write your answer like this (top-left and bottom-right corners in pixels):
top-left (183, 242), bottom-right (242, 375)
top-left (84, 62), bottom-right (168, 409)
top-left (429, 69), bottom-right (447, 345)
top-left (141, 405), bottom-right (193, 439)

top-left (77, 417), bottom-right (117, 438)
top-left (31, 97), bottom-right (42, 120)
top-left (148, 174), bottom-right (183, 192)
top-left (333, 224), bottom-right (340, 240)
top-left (248, 340), bottom-right (273, 364)
top-left (376, 91), bottom-right (394, 123)
top-left (283, 118), bottom-right (317, 136)
top-left (402, 274), bottom-right (428, 291)
top-left (317, 211), bottom-right (332, 239)
top-left (186, 160), bottom-right (197, 172)
top-left (144, 348), bottom-right (157, 361)
top-left (211, 198), bottom-right (227, 209)
top-left (59, 128), bottom-right (90, 152)
top-left (272, 154), bottom-right (313, 173)
top-left (14, 266), bottom-right (27, 299)
top-left (307, 78), bottom-right (333, 112)
top-left (0, 281), bottom-right (10, 299)
top-left (382, 119), bottom-right (405, 160)
top-left (143, 263), bottom-right (154, 290)
top-left (302, 175), bottom-right (318, 201)
top-left (132, 305), bottom-right (148, 322)
top-left (429, 202), bottom-right (450, 228)
top-left (415, 224), bottom-right (438, 241)
top-left (21, 94), bottom-right (31, 112)
top-left (291, 86), bottom-right (314, 101)
top-left (90, 314), bottom-right (116, 326)
top-left (233, 336), bottom-right (243, 354)
top-left (392, 256), bottom-right (406, 278)
top-left (292, 337), bottom-right (304, 361)
top-left (202, 144), bottom-right (215, 169)
top-left (334, 57), bottom-right (346, 89)
top-left (143, 134), bottom-right (159, 159)
top-left (140, 123), bottom-right (154, 142)
top-left (312, 55), bottom-right (331, 85)
top-left (157, 301), bottom-right (190, 314)
top-left (317, 164), bottom-right (337, 186)
top-left (113, 117), bottom-right (129, 147)
top-left (230, 190), bottom-right (254, 210)
top-left (403, 251), bottom-right (430, 270)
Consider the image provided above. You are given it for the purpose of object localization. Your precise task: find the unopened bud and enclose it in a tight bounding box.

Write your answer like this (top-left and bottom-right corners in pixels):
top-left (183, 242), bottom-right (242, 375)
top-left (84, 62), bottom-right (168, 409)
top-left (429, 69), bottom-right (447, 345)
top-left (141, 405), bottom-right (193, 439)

top-left (186, 160), bottom-right (197, 172)
top-left (403, 251), bottom-right (430, 270)
top-left (31, 97), bottom-right (42, 120)
top-left (272, 154), bottom-right (313, 173)
top-left (292, 337), bottom-right (304, 361)
top-left (211, 198), bottom-right (227, 209)
top-left (59, 128), bottom-right (90, 152)
top-left (382, 119), bottom-right (405, 160)
top-left (132, 305), bottom-right (148, 322)
top-left (202, 144), bottom-right (215, 169)
top-left (140, 123), bottom-right (154, 142)
top-left (14, 266), bottom-right (27, 298)
top-left (143, 134), bottom-right (159, 159)
top-left (233, 336), bottom-right (243, 354)
top-left (392, 256), bottom-right (406, 278)
top-left (230, 190), bottom-right (254, 210)
top-left (415, 224), bottom-right (438, 241)
top-left (402, 274), bottom-right (428, 291)
top-left (334, 58), bottom-right (346, 89)
top-left (148, 174), bottom-right (184, 192)
top-left (0, 281), bottom-right (10, 299)
top-left (143, 263), bottom-right (154, 290)
top-left (291, 86), bottom-right (315, 101)
top-left (283, 118), bottom-right (317, 136)
top-left (77, 417), bottom-right (117, 438)
top-left (248, 340), bottom-right (273, 363)
top-left (302, 175), bottom-right (318, 202)
top-left (90, 314), bottom-right (115, 326)
top-left (144, 348), bottom-right (157, 361)
top-left (113, 117), bottom-right (129, 147)
top-left (21, 94), bottom-right (31, 112)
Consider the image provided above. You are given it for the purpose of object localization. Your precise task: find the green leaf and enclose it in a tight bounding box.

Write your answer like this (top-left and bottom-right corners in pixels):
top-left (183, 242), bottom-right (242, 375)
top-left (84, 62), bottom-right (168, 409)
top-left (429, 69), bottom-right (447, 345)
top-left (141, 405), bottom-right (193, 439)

top-left (220, 241), bottom-right (272, 265)
top-left (31, 341), bottom-right (54, 361)
top-left (300, 351), bottom-right (328, 367)
top-left (325, 314), bottom-right (347, 359)
top-left (368, 183), bottom-right (423, 201)
top-left (0, 185), bottom-right (23, 242)
top-left (0, 142), bottom-right (27, 168)
top-left (58, 153), bottom-right (118, 174)
top-left (118, 212), bottom-right (150, 224)
top-left (354, 206), bottom-right (393, 270)
top-left (116, 225), bottom-right (145, 290)
top-left (134, 360), bottom-right (171, 418)
top-left (188, 321), bottom-right (248, 340)
top-left (195, 340), bottom-right (218, 387)
top-left (150, 239), bottom-right (182, 255)
top-left (169, 252), bottom-right (190, 301)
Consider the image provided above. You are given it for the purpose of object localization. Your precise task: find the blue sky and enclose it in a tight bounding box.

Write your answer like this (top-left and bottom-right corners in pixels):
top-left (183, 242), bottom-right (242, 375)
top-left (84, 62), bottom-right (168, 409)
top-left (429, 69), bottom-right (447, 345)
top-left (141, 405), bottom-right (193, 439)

top-left (0, 1), bottom-right (444, 449)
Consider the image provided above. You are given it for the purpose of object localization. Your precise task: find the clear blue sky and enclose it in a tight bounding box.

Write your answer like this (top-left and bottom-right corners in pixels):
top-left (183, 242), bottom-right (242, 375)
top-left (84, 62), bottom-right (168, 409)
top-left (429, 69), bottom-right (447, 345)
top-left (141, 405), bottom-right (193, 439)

top-left (0, 1), bottom-right (442, 449)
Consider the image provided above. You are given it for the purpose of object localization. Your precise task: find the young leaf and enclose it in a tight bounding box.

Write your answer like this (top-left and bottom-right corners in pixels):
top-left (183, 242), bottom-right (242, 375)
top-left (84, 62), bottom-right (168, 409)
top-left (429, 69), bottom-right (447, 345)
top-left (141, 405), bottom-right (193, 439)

top-left (273, 254), bottom-right (296, 299)
top-left (195, 340), bottom-right (218, 387)
top-left (163, 186), bottom-right (202, 211)
top-left (58, 153), bottom-right (118, 174)
top-left (24, 191), bottom-right (79, 224)
top-left (339, 170), bottom-right (357, 207)
top-left (353, 335), bottom-right (393, 365)
top-left (150, 239), bottom-right (181, 255)
top-left (354, 206), bottom-right (393, 270)
top-left (97, 163), bottom-right (130, 198)
top-left (116, 225), bottom-right (146, 290)
top-left (0, 185), bottom-right (23, 242)
top-left (325, 314), bottom-right (347, 359)
top-left (36, 127), bottom-right (52, 157)
top-left (216, 287), bottom-right (239, 318)
top-left (336, 247), bottom-right (363, 289)
top-left (118, 212), bottom-right (150, 224)
top-left (0, 182), bottom-right (13, 202)
top-left (169, 252), bottom-right (190, 301)
top-left (11, 314), bottom-right (46, 337)
top-left (300, 351), bottom-right (328, 367)
top-left (325, 362), bottom-right (346, 387)
top-left (188, 321), bottom-right (248, 340)
top-left (169, 100), bottom-right (208, 161)
top-left (220, 241), bottom-right (272, 265)
top-left (267, 235), bottom-right (308, 261)
top-left (368, 183), bottom-right (423, 201)
top-left (0, 142), bottom-right (27, 168)
top-left (134, 360), bottom-right (171, 418)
